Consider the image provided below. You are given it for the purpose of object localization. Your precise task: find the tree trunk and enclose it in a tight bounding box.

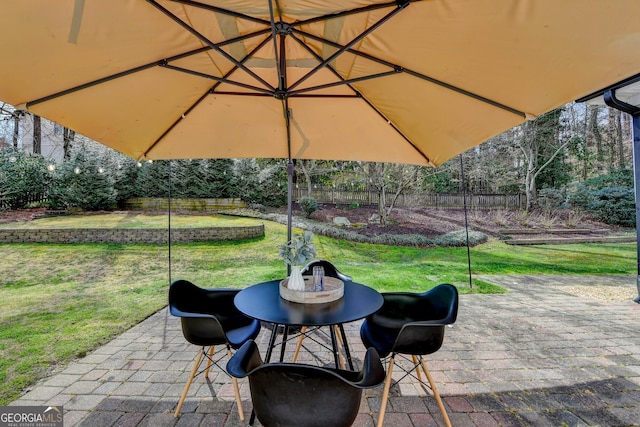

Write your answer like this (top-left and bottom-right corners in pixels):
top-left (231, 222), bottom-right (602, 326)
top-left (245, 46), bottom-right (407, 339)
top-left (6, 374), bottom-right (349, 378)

top-left (12, 113), bottom-right (20, 148)
top-left (590, 106), bottom-right (604, 166)
top-left (296, 160), bottom-right (316, 198)
top-left (378, 183), bottom-right (387, 226)
top-left (63, 127), bottom-right (75, 160)
top-left (32, 114), bottom-right (41, 154)
top-left (524, 156), bottom-right (537, 211)
top-left (614, 110), bottom-right (625, 169)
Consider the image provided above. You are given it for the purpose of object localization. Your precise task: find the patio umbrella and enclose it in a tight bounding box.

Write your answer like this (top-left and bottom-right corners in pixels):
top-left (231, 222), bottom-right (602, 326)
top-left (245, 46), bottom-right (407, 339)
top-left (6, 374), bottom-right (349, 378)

top-left (2, 1), bottom-right (640, 252)
top-left (1, 0), bottom-right (640, 167)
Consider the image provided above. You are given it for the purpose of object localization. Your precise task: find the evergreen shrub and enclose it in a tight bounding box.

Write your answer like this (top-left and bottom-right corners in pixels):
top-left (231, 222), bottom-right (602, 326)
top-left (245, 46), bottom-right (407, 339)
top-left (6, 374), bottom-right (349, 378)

top-left (569, 169), bottom-right (635, 227)
top-left (298, 197), bottom-right (318, 217)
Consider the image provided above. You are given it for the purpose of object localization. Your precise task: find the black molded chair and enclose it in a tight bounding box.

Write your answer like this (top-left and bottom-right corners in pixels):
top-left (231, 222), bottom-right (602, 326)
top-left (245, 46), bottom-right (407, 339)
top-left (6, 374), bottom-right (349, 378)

top-left (302, 259), bottom-right (353, 283)
top-left (292, 260), bottom-right (353, 367)
top-left (227, 340), bottom-right (386, 427)
top-left (360, 283), bottom-right (458, 427)
top-left (169, 279), bottom-right (261, 420)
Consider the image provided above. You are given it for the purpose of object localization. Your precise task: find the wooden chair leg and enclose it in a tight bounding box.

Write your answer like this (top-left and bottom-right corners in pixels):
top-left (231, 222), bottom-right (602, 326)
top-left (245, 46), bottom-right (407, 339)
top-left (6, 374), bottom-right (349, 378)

top-left (204, 345), bottom-right (215, 377)
top-left (412, 355), bottom-right (422, 382)
top-left (228, 347), bottom-right (245, 421)
top-left (419, 358), bottom-right (452, 427)
top-left (334, 325), bottom-right (344, 346)
top-left (175, 349), bottom-right (203, 418)
top-left (334, 325), bottom-right (346, 369)
top-left (377, 356), bottom-right (395, 427)
top-left (292, 326), bottom-right (308, 362)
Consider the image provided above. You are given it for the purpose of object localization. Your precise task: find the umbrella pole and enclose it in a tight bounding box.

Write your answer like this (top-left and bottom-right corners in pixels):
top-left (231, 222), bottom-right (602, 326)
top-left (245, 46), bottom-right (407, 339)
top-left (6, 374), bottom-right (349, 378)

top-left (632, 114), bottom-right (640, 303)
top-left (162, 160), bottom-right (173, 347)
top-left (459, 154), bottom-right (473, 289)
top-left (168, 160), bottom-right (172, 285)
top-left (286, 159), bottom-right (294, 276)
top-left (603, 90), bottom-right (640, 303)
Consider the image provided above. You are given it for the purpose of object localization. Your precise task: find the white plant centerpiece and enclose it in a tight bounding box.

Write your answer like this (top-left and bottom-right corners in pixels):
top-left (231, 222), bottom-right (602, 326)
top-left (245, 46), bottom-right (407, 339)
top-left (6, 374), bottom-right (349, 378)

top-left (279, 231), bottom-right (316, 291)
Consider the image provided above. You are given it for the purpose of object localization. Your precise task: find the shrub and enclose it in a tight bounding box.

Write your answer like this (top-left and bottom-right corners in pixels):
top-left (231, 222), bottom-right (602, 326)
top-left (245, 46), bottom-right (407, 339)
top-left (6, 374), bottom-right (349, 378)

top-left (49, 152), bottom-right (117, 210)
top-left (569, 170), bottom-right (635, 227)
top-left (585, 186), bottom-right (635, 227)
top-left (298, 197), bottom-right (318, 217)
top-left (538, 188), bottom-right (568, 211)
top-left (432, 229), bottom-right (488, 247)
top-left (0, 150), bottom-right (52, 210)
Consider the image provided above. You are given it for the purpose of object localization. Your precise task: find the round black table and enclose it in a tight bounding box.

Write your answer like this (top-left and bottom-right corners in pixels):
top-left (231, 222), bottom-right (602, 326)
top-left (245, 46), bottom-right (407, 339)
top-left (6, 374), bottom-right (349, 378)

top-left (235, 280), bottom-right (383, 368)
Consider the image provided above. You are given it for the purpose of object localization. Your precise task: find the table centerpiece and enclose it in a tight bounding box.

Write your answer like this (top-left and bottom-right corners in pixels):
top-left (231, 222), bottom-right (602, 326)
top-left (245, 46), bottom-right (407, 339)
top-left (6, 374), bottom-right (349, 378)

top-left (279, 230), bottom-right (316, 291)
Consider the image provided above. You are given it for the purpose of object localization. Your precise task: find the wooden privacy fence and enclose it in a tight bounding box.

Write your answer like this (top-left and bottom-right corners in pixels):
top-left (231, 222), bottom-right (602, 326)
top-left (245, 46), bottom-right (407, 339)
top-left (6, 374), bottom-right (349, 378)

top-left (296, 187), bottom-right (525, 210)
top-left (0, 192), bottom-right (47, 210)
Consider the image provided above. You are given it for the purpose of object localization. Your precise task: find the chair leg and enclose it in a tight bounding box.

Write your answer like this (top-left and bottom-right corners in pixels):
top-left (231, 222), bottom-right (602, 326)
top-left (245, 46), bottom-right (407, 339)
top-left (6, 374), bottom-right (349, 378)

top-left (293, 325), bottom-right (346, 368)
top-left (412, 355), bottom-right (422, 382)
top-left (204, 345), bottom-right (215, 377)
top-left (377, 356), bottom-right (395, 427)
top-left (419, 357), bottom-right (452, 427)
top-left (334, 325), bottom-right (346, 369)
top-left (228, 347), bottom-right (245, 421)
top-left (175, 349), bottom-right (203, 418)
top-left (292, 326), bottom-right (308, 362)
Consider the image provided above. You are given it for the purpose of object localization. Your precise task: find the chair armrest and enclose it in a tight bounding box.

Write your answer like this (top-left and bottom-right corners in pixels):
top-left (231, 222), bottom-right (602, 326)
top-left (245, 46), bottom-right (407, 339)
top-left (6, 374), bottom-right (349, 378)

top-left (226, 340), bottom-right (264, 378)
top-left (352, 347), bottom-right (385, 388)
top-left (169, 306), bottom-right (216, 319)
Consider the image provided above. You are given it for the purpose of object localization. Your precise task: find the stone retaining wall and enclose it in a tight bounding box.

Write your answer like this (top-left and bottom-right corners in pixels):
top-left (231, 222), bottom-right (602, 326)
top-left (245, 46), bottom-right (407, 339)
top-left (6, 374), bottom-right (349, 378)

top-left (123, 197), bottom-right (246, 211)
top-left (0, 224), bottom-right (264, 244)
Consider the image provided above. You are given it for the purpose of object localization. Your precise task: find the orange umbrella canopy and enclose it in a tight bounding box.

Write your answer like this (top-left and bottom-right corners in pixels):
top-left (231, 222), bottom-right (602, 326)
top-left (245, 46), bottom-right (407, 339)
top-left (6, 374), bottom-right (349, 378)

top-left (1, 0), bottom-right (640, 166)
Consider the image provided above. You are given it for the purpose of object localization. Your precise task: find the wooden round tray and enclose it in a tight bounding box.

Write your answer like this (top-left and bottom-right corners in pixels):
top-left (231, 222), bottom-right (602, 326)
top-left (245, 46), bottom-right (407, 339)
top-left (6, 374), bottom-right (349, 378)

top-left (279, 276), bottom-right (344, 304)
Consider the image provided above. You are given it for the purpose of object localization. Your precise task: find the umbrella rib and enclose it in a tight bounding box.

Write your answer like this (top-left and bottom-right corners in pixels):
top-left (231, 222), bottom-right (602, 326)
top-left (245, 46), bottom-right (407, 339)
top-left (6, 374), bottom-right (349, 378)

top-left (402, 68), bottom-right (526, 118)
top-left (162, 64), bottom-right (273, 95)
top-left (143, 90), bottom-right (213, 158)
top-left (166, 0), bottom-right (270, 25)
top-left (268, 0), bottom-right (285, 94)
top-left (292, 0), bottom-right (407, 27)
top-left (288, 3), bottom-right (407, 92)
top-left (145, 33), bottom-right (278, 158)
top-left (26, 46), bottom-right (212, 107)
top-left (288, 71), bottom-right (399, 96)
top-left (209, 31), bottom-right (274, 93)
top-left (295, 29), bottom-right (526, 119)
top-left (286, 31), bottom-right (432, 164)
top-left (288, 31), bottom-right (363, 98)
top-left (147, 0), bottom-right (275, 91)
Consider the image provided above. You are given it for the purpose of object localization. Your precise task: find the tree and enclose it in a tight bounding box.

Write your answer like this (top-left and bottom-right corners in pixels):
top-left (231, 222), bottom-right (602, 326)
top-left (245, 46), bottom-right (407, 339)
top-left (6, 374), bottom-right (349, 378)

top-left (204, 159), bottom-right (234, 197)
top-left (364, 162), bottom-right (418, 225)
top-left (0, 149), bottom-right (52, 209)
top-left (48, 148), bottom-right (117, 210)
top-left (170, 159), bottom-right (204, 197)
top-left (297, 159), bottom-right (315, 197)
top-left (517, 108), bottom-right (571, 210)
top-left (113, 157), bottom-right (141, 206)
top-left (135, 160), bottom-right (170, 197)
top-left (232, 158), bottom-right (287, 207)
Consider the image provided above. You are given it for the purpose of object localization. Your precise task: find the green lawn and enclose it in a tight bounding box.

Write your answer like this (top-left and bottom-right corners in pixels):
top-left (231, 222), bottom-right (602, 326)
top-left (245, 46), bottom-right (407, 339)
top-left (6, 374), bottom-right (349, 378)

top-left (0, 212), bottom-right (258, 228)
top-left (0, 214), bottom-right (636, 404)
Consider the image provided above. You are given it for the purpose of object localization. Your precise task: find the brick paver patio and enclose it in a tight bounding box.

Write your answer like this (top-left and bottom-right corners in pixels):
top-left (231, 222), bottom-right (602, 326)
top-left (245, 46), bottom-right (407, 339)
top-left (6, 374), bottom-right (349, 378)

top-left (10, 275), bottom-right (640, 426)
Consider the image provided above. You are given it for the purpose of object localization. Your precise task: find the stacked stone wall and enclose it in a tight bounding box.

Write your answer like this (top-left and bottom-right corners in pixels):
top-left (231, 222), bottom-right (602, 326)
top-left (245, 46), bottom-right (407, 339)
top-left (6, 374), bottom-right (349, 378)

top-left (0, 224), bottom-right (264, 243)
top-left (123, 198), bottom-right (246, 211)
